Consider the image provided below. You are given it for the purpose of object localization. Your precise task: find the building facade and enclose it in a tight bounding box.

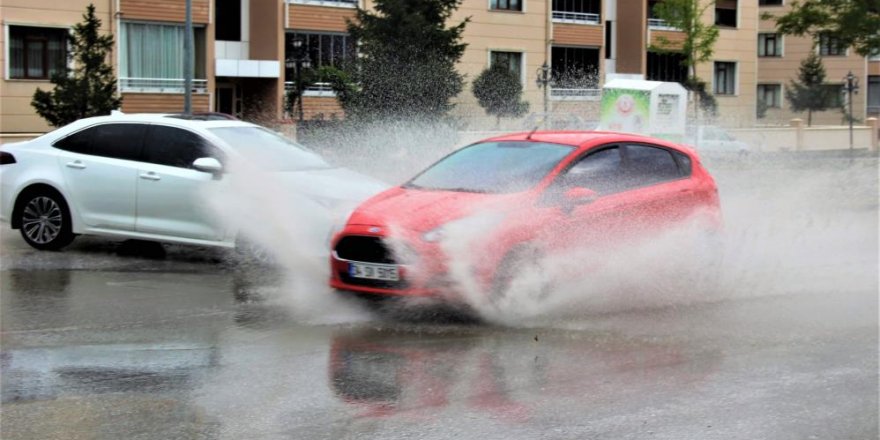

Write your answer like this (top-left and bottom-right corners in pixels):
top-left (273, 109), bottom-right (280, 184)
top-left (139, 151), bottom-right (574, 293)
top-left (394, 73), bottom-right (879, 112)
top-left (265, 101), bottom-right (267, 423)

top-left (2, 0), bottom-right (877, 139)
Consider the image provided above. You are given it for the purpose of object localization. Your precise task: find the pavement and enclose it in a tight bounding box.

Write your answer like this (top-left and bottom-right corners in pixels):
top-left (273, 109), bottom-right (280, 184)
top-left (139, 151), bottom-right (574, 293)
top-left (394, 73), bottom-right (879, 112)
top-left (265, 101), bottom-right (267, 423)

top-left (0, 155), bottom-right (877, 440)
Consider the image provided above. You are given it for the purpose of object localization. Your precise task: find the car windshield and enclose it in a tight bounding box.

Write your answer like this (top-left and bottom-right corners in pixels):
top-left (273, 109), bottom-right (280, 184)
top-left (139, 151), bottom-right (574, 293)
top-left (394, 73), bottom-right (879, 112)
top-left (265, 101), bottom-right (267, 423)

top-left (406, 141), bottom-right (574, 193)
top-left (209, 127), bottom-right (331, 171)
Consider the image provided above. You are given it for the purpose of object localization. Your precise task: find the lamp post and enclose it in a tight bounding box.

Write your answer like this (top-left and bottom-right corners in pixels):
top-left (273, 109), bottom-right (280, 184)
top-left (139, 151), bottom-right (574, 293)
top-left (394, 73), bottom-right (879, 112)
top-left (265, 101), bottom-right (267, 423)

top-left (842, 71), bottom-right (859, 150)
top-left (287, 36), bottom-right (311, 123)
top-left (183, 0), bottom-right (193, 115)
top-left (535, 62), bottom-right (552, 115)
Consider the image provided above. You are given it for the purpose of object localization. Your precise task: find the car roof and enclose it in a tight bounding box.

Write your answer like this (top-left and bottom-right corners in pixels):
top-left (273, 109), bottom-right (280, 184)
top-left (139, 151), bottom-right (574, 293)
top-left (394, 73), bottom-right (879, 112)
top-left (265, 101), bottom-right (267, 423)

top-left (68, 113), bottom-right (254, 130)
top-left (482, 130), bottom-right (688, 152)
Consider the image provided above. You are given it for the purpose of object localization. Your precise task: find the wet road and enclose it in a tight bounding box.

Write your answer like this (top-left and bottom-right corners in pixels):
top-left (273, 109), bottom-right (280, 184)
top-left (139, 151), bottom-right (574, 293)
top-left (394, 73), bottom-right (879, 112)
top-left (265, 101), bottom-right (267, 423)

top-left (1, 156), bottom-right (878, 440)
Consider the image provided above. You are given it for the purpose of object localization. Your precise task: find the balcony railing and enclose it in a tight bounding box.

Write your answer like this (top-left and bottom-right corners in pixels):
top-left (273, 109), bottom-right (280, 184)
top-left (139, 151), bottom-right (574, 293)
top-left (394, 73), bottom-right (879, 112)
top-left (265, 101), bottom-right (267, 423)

top-left (648, 18), bottom-right (678, 30)
top-left (288, 0), bottom-right (357, 7)
top-left (285, 81), bottom-right (337, 97)
top-left (119, 78), bottom-right (208, 93)
top-left (552, 11), bottom-right (600, 24)
top-left (550, 88), bottom-right (601, 101)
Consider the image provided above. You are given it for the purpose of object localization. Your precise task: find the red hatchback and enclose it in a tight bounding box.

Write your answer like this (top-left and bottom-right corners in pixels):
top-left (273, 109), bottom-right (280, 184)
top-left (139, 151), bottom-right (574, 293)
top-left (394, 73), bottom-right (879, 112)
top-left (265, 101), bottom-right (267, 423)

top-left (329, 131), bottom-right (721, 299)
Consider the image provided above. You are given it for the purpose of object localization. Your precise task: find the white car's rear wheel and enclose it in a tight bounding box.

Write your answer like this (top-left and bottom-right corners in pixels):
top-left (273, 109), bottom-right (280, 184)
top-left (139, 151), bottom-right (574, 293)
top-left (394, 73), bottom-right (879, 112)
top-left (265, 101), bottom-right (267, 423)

top-left (17, 189), bottom-right (75, 250)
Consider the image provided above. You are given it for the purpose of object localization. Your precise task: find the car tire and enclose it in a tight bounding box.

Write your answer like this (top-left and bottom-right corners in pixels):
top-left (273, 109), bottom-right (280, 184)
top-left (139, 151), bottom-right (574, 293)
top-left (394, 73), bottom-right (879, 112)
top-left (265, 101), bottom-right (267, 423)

top-left (16, 188), bottom-right (75, 251)
top-left (491, 246), bottom-right (552, 303)
top-left (234, 236), bottom-right (276, 268)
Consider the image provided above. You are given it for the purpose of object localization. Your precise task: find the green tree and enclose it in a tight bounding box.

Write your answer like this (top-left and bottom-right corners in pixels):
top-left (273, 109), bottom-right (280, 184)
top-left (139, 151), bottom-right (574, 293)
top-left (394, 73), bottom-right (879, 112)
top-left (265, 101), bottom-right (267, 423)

top-left (472, 64), bottom-right (529, 126)
top-left (344, 0), bottom-right (469, 120)
top-left (785, 52), bottom-right (838, 126)
top-left (286, 65), bottom-right (356, 116)
top-left (32, 4), bottom-right (121, 127)
top-left (649, 0), bottom-right (720, 119)
top-left (771, 0), bottom-right (880, 57)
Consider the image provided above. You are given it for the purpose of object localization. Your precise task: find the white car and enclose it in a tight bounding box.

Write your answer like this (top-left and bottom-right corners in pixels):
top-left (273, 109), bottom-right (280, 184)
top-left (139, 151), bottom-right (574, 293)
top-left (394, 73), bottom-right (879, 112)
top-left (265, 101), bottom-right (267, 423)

top-left (0, 114), bottom-right (386, 252)
top-left (685, 125), bottom-right (751, 156)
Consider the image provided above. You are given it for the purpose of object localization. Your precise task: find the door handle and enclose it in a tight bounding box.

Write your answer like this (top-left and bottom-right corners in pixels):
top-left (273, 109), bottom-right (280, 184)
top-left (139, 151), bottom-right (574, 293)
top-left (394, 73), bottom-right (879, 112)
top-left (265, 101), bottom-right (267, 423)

top-left (139, 172), bottom-right (161, 181)
top-left (65, 160), bottom-right (86, 169)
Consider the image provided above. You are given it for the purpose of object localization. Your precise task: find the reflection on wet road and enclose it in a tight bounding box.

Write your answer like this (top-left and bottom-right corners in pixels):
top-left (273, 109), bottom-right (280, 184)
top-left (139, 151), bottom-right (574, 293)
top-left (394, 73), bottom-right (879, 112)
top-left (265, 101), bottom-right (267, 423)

top-left (1, 158), bottom-right (878, 440)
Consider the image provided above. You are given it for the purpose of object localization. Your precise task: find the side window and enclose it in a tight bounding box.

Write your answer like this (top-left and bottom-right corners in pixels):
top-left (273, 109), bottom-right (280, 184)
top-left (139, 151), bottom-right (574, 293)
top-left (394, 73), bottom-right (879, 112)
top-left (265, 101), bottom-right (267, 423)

top-left (560, 147), bottom-right (626, 195)
top-left (53, 128), bottom-right (94, 154)
top-left (623, 145), bottom-right (681, 187)
top-left (53, 124), bottom-right (145, 161)
top-left (142, 125), bottom-right (224, 169)
top-left (90, 124), bottom-right (147, 161)
top-left (674, 151), bottom-right (692, 176)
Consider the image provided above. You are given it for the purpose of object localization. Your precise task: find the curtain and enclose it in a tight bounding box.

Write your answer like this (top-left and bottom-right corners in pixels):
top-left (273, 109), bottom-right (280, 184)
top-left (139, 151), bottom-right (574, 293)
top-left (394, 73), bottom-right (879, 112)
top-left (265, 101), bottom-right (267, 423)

top-left (121, 22), bottom-right (185, 79)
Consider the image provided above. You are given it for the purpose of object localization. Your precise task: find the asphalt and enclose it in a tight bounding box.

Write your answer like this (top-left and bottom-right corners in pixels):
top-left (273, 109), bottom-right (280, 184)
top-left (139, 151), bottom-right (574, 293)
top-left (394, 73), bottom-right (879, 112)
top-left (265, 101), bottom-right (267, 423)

top-left (1, 154), bottom-right (877, 440)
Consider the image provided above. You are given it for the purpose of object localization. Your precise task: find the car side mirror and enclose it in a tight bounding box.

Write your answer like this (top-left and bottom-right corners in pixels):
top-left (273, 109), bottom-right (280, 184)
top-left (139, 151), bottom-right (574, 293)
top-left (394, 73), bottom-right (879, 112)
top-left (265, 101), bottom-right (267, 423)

top-left (193, 157), bottom-right (223, 175)
top-left (564, 187), bottom-right (599, 205)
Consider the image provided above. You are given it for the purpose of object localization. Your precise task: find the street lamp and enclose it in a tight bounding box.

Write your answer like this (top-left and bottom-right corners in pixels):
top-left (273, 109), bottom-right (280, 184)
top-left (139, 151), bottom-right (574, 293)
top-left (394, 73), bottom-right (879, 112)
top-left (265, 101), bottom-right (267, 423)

top-left (287, 36), bottom-right (312, 123)
top-left (535, 61), bottom-right (552, 115)
top-left (842, 71), bottom-right (860, 150)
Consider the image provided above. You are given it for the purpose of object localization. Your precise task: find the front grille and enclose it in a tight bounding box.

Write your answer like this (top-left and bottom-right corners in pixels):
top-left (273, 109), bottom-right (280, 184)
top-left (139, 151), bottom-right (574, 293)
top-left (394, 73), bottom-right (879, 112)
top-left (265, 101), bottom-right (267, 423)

top-left (335, 235), bottom-right (396, 264)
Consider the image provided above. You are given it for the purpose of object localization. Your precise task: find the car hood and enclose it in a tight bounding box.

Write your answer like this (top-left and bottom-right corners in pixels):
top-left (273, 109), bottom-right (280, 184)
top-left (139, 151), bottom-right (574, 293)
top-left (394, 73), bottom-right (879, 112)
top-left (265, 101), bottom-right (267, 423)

top-left (347, 186), bottom-right (523, 233)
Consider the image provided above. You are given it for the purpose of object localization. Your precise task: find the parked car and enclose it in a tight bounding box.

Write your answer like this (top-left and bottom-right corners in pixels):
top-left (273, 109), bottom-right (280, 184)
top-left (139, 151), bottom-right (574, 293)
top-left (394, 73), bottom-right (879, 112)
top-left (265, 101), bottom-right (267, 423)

top-left (329, 131), bottom-right (722, 300)
top-left (0, 114), bottom-right (386, 251)
top-left (685, 125), bottom-right (751, 156)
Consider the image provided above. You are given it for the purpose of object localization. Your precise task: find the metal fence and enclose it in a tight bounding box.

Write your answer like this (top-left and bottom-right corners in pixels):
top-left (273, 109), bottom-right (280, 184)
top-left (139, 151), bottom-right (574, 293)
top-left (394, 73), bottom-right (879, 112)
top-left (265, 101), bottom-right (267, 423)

top-left (119, 78), bottom-right (208, 93)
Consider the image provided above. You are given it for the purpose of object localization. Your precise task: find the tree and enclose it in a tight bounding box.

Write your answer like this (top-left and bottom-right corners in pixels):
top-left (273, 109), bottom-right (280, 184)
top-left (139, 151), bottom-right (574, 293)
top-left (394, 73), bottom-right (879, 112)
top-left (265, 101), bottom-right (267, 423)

top-left (472, 64), bottom-right (529, 126)
top-left (649, 0), bottom-right (719, 119)
top-left (32, 4), bottom-right (121, 127)
top-left (285, 65), bottom-right (356, 116)
top-left (771, 0), bottom-right (880, 57)
top-left (785, 52), bottom-right (838, 126)
top-left (344, 0), bottom-right (469, 120)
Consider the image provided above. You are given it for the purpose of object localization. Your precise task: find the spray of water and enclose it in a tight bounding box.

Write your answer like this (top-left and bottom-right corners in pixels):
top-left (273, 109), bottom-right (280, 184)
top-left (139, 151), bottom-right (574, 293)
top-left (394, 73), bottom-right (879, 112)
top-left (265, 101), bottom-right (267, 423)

top-left (205, 120), bottom-right (878, 327)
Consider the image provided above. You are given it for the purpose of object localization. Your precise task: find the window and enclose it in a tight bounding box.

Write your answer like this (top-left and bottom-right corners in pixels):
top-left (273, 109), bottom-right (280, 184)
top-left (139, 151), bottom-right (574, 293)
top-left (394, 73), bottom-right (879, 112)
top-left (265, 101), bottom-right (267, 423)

top-left (647, 51), bottom-right (688, 83)
top-left (561, 147), bottom-right (625, 194)
top-left (818, 34), bottom-right (845, 56)
top-left (491, 0), bottom-right (522, 11)
top-left (715, 0), bottom-right (737, 27)
top-left (822, 84), bottom-right (844, 107)
top-left (714, 62), bottom-right (736, 95)
top-left (759, 0), bottom-right (782, 5)
top-left (120, 22), bottom-right (206, 91)
top-left (552, 0), bottom-right (601, 22)
top-left (758, 33), bottom-right (781, 57)
top-left (8, 26), bottom-right (68, 79)
top-left (623, 145), bottom-right (681, 187)
top-left (757, 84), bottom-right (782, 108)
top-left (674, 152), bottom-right (692, 176)
top-left (215, 0), bottom-right (241, 41)
top-left (490, 51), bottom-right (523, 81)
top-left (285, 32), bottom-right (355, 80)
top-left (407, 142), bottom-right (574, 194)
top-left (868, 76), bottom-right (880, 113)
top-left (53, 124), bottom-right (146, 161)
top-left (142, 126), bottom-right (223, 169)
top-left (551, 47), bottom-right (600, 87)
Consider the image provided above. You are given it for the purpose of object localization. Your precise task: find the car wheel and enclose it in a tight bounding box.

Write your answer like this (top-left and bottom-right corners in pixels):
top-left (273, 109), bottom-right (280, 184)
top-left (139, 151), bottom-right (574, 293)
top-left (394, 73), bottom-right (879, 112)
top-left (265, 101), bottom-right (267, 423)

top-left (234, 236), bottom-right (276, 268)
top-left (491, 246), bottom-right (553, 303)
top-left (17, 188), bottom-right (75, 251)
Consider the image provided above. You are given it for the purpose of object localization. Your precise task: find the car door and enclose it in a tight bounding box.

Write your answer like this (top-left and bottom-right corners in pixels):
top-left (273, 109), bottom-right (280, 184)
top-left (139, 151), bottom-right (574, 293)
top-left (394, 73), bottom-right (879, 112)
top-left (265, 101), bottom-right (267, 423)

top-left (52, 123), bottom-right (144, 231)
top-left (618, 144), bottom-right (696, 230)
top-left (538, 146), bottom-right (642, 251)
top-left (135, 124), bottom-right (227, 241)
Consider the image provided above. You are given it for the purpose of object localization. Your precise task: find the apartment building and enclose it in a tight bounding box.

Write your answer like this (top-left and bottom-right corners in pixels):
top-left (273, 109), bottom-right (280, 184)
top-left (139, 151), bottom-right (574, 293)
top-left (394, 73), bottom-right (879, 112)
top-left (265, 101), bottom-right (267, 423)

top-left (757, 0), bottom-right (874, 125)
top-left (2, 0), bottom-right (875, 138)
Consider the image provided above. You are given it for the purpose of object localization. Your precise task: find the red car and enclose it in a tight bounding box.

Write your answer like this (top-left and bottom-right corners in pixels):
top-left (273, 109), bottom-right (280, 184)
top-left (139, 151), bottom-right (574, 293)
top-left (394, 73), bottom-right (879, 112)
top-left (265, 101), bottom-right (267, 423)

top-left (329, 131), bottom-right (721, 300)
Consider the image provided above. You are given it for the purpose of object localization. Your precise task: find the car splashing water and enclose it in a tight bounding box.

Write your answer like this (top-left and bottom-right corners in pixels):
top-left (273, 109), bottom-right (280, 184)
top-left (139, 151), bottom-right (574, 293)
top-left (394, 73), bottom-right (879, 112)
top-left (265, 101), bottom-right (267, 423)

top-left (203, 120), bottom-right (878, 327)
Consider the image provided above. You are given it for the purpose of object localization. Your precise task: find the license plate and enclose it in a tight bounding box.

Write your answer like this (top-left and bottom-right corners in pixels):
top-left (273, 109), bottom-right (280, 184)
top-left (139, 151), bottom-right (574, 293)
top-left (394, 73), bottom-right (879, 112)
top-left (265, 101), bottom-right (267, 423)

top-left (349, 262), bottom-right (400, 281)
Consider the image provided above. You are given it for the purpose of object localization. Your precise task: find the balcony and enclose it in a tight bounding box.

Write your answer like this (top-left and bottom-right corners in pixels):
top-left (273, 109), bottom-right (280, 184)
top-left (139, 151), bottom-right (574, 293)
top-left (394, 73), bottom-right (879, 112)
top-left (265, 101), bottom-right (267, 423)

top-left (648, 18), bottom-right (678, 30)
top-left (285, 81), bottom-right (337, 97)
top-left (288, 0), bottom-right (357, 7)
top-left (120, 78), bottom-right (208, 94)
top-left (552, 11), bottom-right (600, 25)
top-left (550, 87), bottom-right (601, 101)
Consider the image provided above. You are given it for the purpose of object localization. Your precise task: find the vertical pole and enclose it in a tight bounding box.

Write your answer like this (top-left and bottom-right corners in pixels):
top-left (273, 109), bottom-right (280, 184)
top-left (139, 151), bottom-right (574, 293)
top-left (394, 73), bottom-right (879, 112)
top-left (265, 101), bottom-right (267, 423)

top-left (297, 60), bottom-right (304, 123)
top-left (848, 78), bottom-right (854, 151)
top-left (184, 0), bottom-right (193, 115)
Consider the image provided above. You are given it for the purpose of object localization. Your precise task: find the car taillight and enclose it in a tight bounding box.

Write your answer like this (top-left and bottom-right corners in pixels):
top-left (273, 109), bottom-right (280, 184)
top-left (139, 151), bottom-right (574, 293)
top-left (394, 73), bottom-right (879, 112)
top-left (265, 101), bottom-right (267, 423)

top-left (0, 151), bottom-right (16, 165)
